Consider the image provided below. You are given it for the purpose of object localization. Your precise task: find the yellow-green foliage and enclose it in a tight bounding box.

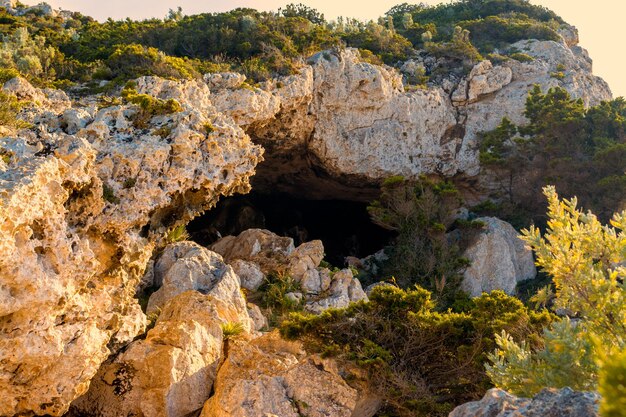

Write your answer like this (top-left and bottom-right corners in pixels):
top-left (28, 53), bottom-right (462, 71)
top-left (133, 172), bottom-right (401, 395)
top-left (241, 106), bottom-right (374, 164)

top-left (599, 349), bottom-right (626, 417)
top-left (121, 84), bottom-right (183, 128)
top-left (106, 43), bottom-right (199, 81)
top-left (0, 90), bottom-right (27, 128)
top-left (281, 286), bottom-right (550, 416)
top-left (487, 186), bottom-right (626, 397)
top-left (221, 322), bottom-right (245, 339)
top-left (166, 224), bottom-right (189, 243)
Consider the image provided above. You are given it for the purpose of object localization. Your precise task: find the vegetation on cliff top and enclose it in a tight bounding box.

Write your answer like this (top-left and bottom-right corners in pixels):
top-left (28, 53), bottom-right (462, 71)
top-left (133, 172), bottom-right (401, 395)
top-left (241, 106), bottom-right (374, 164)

top-left (0, 0), bottom-right (567, 88)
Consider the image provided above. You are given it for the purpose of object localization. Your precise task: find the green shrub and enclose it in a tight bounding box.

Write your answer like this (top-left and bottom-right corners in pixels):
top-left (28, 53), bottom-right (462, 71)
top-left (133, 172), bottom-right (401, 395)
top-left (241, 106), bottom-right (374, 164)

top-left (221, 322), bottom-right (245, 339)
top-left (121, 84), bottom-right (183, 128)
top-left (106, 43), bottom-right (199, 81)
top-left (257, 272), bottom-right (302, 325)
top-left (281, 285), bottom-right (550, 416)
top-left (508, 52), bottom-right (534, 62)
top-left (367, 177), bottom-right (475, 303)
top-left (166, 224), bottom-right (189, 243)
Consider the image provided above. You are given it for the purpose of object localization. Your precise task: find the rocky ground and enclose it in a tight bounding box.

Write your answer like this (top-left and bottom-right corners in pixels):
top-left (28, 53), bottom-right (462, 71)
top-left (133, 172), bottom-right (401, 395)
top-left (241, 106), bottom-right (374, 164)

top-left (0, 21), bottom-right (608, 417)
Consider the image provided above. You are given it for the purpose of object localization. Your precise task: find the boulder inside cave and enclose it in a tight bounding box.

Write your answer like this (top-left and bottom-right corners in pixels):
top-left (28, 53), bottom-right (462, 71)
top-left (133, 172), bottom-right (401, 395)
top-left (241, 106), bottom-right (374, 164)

top-left (187, 192), bottom-right (395, 266)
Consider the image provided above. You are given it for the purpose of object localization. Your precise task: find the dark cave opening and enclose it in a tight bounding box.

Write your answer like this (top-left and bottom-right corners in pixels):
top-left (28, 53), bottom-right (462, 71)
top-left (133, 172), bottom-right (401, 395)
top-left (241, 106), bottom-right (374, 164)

top-left (187, 192), bottom-right (396, 266)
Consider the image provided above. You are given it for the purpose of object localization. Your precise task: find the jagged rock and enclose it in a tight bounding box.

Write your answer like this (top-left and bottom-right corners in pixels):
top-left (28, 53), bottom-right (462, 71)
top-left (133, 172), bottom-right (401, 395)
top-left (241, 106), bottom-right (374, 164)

top-left (288, 240), bottom-right (325, 282)
top-left (0, 76), bottom-right (262, 416)
top-left (146, 242), bottom-right (251, 331)
top-left (204, 72), bottom-right (247, 90)
top-left (201, 331), bottom-right (359, 417)
top-left (247, 302), bottom-right (268, 331)
top-left (211, 228), bottom-right (295, 270)
top-left (461, 217), bottom-right (536, 297)
top-left (452, 60), bottom-right (513, 104)
top-left (231, 258), bottom-right (266, 291)
top-left (306, 268), bottom-right (368, 314)
top-left (449, 388), bottom-right (600, 417)
top-left (71, 291), bottom-right (240, 417)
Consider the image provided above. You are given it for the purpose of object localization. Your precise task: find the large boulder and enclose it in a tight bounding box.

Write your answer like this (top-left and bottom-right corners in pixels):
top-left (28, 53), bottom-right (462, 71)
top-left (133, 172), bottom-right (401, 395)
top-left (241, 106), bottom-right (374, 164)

top-left (201, 331), bottom-right (359, 417)
top-left (146, 242), bottom-right (251, 332)
top-left (461, 217), bottom-right (536, 297)
top-left (449, 388), bottom-right (600, 417)
top-left (70, 291), bottom-right (239, 417)
top-left (0, 76), bottom-right (262, 416)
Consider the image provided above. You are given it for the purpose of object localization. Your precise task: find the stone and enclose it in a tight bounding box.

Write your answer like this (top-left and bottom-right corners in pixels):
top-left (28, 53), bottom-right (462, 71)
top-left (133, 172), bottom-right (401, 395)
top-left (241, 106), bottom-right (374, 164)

top-left (231, 258), bottom-right (266, 291)
top-left (461, 217), bottom-right (536, 297)
top-left (71, 291), bottom-right (235, 417)
top-left (449, 387), bottom-right (600, 417)
top-left (288, 240), bottom-right (325, 281)
top-left (247, 302), bottom-right (268, 331)
top-left (146, 242), bottom-right (251, 332)
top-left (211, 228), bottom-right (295, 271)
top-left (201, 332), bottom-right (358, 417)
top-left (306, 269), bottom-right (368, 314)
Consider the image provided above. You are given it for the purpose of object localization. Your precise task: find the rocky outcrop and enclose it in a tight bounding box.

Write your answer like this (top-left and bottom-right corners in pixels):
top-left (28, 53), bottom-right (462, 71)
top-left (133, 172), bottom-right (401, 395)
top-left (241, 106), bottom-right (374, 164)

top-left (201, 331), bottom-right (360, 417)
top-left (449, 388), bottom-right (600, 417)
top-left (207, 37), bottom-right (610, 198)
top-left (145, 242), bottom-right (251, 332)
top-left (461, 217), bottom-right (536, 297)
top-left (0, 77), bottom-right (262, 415)
top-left (210, 229), bottom-right (368, 313)
top-left (71, 291), bottom-right (235, 417)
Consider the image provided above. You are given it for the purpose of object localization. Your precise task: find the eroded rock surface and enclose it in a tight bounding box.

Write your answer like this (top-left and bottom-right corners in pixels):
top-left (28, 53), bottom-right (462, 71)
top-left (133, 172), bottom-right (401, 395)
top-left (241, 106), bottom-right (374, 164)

top-left (449, 388), bottom-right (600, 417)
top-left (70, 291), bottom-right (235, 417)
top-left (201, 331), bottom-right (359, 417)
top-left (0, 77), bottom-right (262, 416)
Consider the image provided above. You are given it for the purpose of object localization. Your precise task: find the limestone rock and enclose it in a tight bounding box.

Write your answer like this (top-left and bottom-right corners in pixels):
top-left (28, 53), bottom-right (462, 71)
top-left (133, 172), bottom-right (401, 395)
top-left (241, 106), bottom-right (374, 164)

top-left (0, 76), bottom-right (262, 416)
top-left (211, 228), bottom-right (295, 272)
top-left (247, 302), bottom-right (268, 331)
top-left (449, 388), bottom-right (600, 417)
top-left (146, 242), bottom-right (251, 331)
top-left (201, 332), bottom-right (358, 417)
top-left (452, 60), bottom-right (513, 104)
top-left (71, 291), bottom-right (235, 417)
top-left (306, 268), bottom-right (368, 314)
top-left (461, 217), bottom-right (536, 297)
top-left (231, 258), bottom-right (266, 291)
top-left (288, 240), bottom-right (325, 282)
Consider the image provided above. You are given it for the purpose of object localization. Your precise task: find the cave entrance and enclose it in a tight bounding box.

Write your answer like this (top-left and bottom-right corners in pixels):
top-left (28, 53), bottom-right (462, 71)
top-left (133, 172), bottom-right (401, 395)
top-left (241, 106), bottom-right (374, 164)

top-left (187, 192), bottom-right (395, 266)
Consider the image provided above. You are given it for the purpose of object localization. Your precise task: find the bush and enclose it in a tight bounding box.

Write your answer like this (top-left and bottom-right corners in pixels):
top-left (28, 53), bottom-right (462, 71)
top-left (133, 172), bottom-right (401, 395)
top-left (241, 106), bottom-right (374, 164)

top-left (599, 349), bottom-right (626, 417)
top-left (367, 177), bottom-right (477, 303)
top-left (486, 187), bottom-right (626, 396)
top-left (121, 84), bottom-right (183, 128)
top-left (281, 285), bottom-right (550, 417)
top-left (106, 43), bottom-right (199, 81)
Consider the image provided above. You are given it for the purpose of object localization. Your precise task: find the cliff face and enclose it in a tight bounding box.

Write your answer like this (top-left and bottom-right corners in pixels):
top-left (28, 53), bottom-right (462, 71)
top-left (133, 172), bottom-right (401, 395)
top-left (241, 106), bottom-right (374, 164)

top-left (0, 24), bottom-right (612, 416)
top-left (206, 35), bottom-right (610, 199)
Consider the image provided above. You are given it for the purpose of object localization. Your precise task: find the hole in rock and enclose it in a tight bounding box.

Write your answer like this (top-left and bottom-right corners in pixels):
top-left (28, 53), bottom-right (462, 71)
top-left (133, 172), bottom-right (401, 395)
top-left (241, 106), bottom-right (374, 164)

top-left (187, 192), bottom-right (395, 266)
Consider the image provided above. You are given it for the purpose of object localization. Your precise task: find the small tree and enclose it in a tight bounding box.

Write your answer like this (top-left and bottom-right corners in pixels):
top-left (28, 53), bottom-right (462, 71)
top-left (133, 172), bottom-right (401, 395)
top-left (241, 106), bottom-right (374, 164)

top-left (486, 186), bottom-right (626, 398)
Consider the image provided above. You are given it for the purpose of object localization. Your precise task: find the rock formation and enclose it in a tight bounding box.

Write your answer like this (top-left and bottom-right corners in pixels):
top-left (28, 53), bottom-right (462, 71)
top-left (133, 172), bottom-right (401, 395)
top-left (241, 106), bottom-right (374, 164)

top-left (461, 217), bottom-right (536, 297)
top-left (449, 388), bottom-right (600, 417)
top-left (210, 228), bottom-right (368, 312)
top-left (0, 77), bottom-right (261, 416)
top-left (0, 16), bottom-right (612, 416)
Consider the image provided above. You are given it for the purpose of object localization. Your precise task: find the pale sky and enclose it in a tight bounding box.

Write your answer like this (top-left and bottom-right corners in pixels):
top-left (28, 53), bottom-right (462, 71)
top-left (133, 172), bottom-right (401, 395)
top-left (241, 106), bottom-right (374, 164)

top-left (44, 0), bottom-right (626, 97)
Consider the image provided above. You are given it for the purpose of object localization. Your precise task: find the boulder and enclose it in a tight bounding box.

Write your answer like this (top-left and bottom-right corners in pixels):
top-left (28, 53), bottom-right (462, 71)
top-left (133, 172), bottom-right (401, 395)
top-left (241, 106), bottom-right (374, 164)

top-left (306, 269), bottom-right (368, 314)
top-left (231, 258), bottom-right (266, 291)
top-left (201, 332), bottom-right (359, 417)
top-left (449, 388), bottom-right (600, 417)
top-left (461, 217), bottom-right (536, 297)
top-left (71, 291), bottom-right (236, 417)
top-left (146, 242), bottom-right (251, 332)
top-left (211, 228), bottom-right (295, 270)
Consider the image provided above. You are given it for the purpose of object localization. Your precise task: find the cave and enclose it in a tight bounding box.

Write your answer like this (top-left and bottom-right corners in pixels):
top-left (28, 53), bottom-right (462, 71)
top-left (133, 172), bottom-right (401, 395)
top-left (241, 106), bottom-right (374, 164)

top-left (187, 192), bottom-right (396, 266)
